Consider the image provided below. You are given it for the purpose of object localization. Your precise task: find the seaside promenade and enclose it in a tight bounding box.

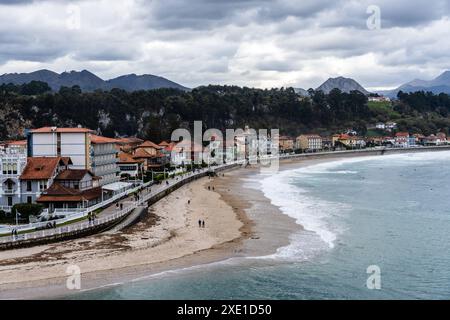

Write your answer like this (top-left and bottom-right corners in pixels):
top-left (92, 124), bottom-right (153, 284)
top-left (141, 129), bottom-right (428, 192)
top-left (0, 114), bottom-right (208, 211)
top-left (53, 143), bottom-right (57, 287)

top-left (0, 163), bottom-right (239, 249)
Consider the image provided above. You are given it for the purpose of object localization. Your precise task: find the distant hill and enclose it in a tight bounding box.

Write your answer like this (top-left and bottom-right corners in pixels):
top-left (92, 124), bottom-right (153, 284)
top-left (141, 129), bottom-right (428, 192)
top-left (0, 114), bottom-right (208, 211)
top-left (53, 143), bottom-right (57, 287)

top-left (293, 87), bottom-right (309, 96)
top-left (380, 71), bottom-right (450, 97)
top-left (0, 69), bottom-right (189, 92)
top-left (106, 74), bottom-right (188, 92)
top-left (316, 76), bottom-right (369, 95)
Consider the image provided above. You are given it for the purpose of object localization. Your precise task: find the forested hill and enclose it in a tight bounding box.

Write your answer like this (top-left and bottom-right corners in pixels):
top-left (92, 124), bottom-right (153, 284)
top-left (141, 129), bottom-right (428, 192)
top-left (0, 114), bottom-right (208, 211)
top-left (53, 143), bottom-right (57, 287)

top-left (1, 81), bottom-right (450, 142)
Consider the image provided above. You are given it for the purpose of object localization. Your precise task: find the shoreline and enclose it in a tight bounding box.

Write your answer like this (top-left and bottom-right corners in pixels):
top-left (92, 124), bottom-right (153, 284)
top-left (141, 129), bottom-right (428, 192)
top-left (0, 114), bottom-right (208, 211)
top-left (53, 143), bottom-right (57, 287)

top-left (1, 148), bottom-right (449, 299)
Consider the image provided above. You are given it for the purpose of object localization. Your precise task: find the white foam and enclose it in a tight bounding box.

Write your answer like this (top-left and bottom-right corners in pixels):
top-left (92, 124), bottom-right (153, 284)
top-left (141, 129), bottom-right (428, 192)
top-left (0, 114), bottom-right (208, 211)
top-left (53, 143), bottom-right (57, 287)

top-left (258, 150), bottom-right (450, 260)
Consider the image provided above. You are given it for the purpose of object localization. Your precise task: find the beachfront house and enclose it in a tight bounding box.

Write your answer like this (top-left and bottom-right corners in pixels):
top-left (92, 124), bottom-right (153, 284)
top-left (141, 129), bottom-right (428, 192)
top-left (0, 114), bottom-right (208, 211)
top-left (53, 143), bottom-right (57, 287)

top-left (36, 169), bottom-right (102, 211)
top-left (19, 157), bottom-right (72, 204)
top-left (332, 134), bottom-right (366, 149)
top-left (394, 132), bottom-right (410, 148)
top-left (279, 136), bottom-right (294, 153)
top-left (295, 134), bottom-right (322, 152)
top-left (117, 151), bottom-right (144, 179)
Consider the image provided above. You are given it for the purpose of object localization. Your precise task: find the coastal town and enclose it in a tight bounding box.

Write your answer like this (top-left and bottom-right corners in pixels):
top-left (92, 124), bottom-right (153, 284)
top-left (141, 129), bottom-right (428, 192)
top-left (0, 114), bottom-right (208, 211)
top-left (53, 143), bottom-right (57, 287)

top-left (1, 125), bottom-right (448, 237)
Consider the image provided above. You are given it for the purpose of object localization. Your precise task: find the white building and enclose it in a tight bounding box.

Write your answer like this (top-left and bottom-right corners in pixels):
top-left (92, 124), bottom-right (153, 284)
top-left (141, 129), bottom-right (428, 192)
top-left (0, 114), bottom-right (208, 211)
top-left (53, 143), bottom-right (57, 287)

top-left (0, 140), bottom-right (27, 211)
top-left (27, 126), bottom-right (93, 169)
top-left (27, 127), bottom-right (120, 186)
top-left (90, 135), bottom-right (120, 185)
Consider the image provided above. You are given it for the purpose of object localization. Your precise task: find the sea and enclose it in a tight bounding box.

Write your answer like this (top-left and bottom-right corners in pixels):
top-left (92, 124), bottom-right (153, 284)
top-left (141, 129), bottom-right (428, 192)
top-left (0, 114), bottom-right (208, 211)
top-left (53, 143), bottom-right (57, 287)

top-left (68, 151), bottom-right (450, 299)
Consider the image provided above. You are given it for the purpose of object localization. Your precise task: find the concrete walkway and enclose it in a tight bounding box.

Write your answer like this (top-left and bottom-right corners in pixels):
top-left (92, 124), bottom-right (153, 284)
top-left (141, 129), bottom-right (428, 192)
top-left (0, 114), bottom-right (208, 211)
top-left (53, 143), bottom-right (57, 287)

top-left (0, 167), bottom-right (225, 246)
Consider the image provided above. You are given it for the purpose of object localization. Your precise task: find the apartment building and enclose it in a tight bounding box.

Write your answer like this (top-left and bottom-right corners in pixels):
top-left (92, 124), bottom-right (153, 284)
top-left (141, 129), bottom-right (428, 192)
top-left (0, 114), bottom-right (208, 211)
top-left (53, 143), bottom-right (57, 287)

top-left (90, 134), bottom-right (120, 186)
top-left (0, 140), bottom-right (27, 211)
top-left (296, 134), bottom-right (323, 152)
top-left (27, 126), bottom-right (93, 169)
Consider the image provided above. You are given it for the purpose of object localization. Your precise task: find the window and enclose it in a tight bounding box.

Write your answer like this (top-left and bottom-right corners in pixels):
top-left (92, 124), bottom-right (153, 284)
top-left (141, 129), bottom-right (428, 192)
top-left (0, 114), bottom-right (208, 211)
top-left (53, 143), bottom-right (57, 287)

top-left (7, 197), bottom-right (12, 207)
top-left (27, 196), bottom-right (32, 204)
top-left (57, 132), bottom-right (61, 155)
top-left (26, 181), bottom-right (32, 192)
top-left (39, 180), bottom-right (47, 191)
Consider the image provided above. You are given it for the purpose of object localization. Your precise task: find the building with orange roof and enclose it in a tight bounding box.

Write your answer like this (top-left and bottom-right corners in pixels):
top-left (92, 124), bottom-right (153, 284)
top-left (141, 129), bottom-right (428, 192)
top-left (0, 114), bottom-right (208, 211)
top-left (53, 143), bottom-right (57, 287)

top-left (118, 152), bottom-right (144, 178)
top-left (26, 127), bottom-right (120, 186)
top-left (115, 137), bottom-right (144, 152)
top-left (27, 126), bottom-right (94, 170)
top-left (135, 140), bottom-right (163, 156)
top-left (278, 136), bottom-right (294, 152)
top-left (37, 169), bottom-right (102, 211)
top-left (332, 134), bottom-right (366, 149)
top-left (90, 134), bottom-right (120, 186)
top-left (19, 157), bottom-right (72, 204)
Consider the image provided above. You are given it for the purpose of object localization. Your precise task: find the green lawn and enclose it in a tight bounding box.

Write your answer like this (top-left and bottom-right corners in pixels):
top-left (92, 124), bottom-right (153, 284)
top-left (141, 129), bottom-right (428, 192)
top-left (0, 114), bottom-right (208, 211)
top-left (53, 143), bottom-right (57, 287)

top-left (368, 101), bottom-right (400, 119)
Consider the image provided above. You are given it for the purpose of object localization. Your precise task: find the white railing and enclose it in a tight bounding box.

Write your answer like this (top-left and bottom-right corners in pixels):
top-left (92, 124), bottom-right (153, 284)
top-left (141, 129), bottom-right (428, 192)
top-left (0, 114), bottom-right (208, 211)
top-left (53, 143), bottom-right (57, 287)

top-left (0, 163), bottom-right (238, 244)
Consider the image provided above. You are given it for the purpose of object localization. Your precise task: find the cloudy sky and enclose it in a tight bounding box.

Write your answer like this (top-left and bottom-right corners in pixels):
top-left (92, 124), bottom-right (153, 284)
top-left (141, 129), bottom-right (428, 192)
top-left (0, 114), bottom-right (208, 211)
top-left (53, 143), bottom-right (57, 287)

top-left (0, 0), bottom-right (449, 90)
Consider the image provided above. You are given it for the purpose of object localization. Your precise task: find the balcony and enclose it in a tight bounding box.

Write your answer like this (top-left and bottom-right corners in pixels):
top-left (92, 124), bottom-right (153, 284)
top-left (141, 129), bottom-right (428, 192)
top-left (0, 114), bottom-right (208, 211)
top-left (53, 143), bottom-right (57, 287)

top-left (92, 149), bottom-right (117, 156)
top-left (3, 189), bottom-right (17, 195)
top-left (94, 167), bottom-right (120, 176)
top-left (92, 158), bottom-right (118, 166)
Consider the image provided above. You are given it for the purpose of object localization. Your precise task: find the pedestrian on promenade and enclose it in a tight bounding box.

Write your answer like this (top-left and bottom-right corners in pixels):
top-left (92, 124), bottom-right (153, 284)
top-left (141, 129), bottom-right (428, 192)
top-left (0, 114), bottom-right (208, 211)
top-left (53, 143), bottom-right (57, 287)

top-left (88, 216), bottom-right (92, 224)
top-left (116, 202), bottom-right (119, 210)
top-left (120, 203), bottom-right (123, 210)
top-left (202, 220), bottom-right (205, 228)
top-left (188, 199), bottom-right (191, 204)
top-left (198, 219), bottom-right (201, 227)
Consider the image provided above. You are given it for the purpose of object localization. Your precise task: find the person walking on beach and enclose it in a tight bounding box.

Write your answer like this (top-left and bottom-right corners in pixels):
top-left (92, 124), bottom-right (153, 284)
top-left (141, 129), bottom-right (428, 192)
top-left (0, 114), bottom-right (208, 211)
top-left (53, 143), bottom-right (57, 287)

top-left (198, 219), bottom-right (202, 228)
top-left (202, 220), bottom-right (205, 228)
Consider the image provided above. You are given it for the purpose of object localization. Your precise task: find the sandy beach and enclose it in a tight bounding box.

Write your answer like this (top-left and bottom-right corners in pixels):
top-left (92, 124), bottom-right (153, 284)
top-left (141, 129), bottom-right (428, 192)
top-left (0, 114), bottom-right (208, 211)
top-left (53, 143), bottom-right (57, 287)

top-left (0, 172), bottom-right (262, 299)
top-left (0, 149), bottom-right (431, 299)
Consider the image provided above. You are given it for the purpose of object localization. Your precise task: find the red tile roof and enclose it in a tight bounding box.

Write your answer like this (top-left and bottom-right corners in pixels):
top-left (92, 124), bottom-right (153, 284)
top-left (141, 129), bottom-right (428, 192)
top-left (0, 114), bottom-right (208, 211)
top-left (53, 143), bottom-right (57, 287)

top-left (4, 140), bottom-right (27, 146)
top-left (20, 157), bottom-right (71, 180)
top-left (133, 148), bottom-right (155, 158)
top-left (395, 132), bottom-right (409, 137)
top-left (55, 169), bottom-right (96, 181)
top-left (137, 140), bottom-right (163, 149)
top-left (90, 134), bottom-right (119, 144)
top-left (37, 183), bottom-right (101, 202)
top-left (158, 141), bottom-right (170, 147)
top-left (30, 127), bottom-right (94, 133)
top-left (115, 137), bottom-right (144, 145)
top-left (118, 152), bottom-right (144, 164)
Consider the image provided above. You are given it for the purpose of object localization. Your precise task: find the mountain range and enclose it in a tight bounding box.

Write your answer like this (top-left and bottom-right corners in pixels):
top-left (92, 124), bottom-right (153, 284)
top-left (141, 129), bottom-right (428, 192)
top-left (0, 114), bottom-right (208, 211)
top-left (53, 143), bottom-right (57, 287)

top-left (0, 69), bottom-right (189, 92)
top-left (379, 71), bottom-right (450, 97)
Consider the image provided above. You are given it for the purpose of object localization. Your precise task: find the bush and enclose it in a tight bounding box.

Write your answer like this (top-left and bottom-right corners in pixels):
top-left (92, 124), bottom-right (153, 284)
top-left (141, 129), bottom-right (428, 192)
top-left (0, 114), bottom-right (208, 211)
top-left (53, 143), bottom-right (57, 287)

top-left (11, 203), bottom-right (44, 220)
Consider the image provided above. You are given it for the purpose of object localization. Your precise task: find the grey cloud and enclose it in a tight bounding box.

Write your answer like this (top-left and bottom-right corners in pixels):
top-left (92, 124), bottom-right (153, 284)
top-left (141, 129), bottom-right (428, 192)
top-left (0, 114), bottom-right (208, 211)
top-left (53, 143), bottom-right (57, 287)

top-left (0, 0), bottom-right (450, 90)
